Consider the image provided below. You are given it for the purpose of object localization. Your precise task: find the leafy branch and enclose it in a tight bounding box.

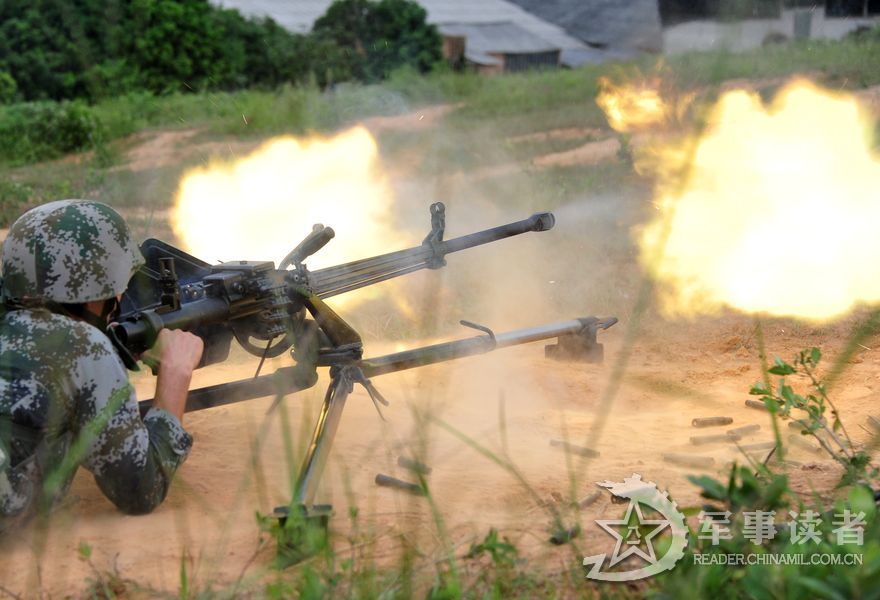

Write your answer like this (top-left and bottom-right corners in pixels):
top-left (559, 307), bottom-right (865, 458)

top-left (749, 347), bottom-right (876, 487)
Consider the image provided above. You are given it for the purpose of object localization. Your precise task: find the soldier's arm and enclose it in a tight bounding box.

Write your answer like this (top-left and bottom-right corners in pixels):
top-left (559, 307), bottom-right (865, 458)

top-left (148, 329), bottom-right (204, 421)
top-left (72, 324), bottom-right (194, 515)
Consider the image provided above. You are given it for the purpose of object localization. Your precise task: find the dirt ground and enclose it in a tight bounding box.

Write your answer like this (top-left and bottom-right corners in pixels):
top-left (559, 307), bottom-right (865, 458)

top-left (4, 314), bottom-right (875, 596)
top-left (2, 100), bottom-right (879, 597)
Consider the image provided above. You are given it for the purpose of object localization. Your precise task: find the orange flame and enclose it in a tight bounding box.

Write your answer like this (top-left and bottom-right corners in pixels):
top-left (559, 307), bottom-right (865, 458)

top-left (172, 126), bottom-right (411, 268)
top-left (596, 77), bottom-right (671, 133)
top-left (630, 80), bottom-right (880, 321)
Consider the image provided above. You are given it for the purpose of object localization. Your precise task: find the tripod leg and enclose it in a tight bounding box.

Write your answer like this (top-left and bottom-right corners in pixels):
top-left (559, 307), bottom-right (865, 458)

top-left (293, 372), bottom-right (352, 507)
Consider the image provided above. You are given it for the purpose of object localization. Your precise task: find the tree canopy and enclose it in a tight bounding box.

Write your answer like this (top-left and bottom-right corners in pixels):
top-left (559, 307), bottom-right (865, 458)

top-left (0, 0), bottom-right (443, 103)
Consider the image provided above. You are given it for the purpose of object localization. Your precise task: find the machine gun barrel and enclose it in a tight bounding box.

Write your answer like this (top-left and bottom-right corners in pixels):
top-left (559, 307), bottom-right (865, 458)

top-left (309, 212), bottom-right (555, 298)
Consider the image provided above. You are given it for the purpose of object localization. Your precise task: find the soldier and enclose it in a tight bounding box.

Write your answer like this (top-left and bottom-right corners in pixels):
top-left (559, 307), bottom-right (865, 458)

top-left (0, 200), bottom-right (203, 532)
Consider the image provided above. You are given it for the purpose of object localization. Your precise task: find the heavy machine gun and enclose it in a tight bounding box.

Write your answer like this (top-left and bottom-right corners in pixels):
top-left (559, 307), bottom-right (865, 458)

top-left (110, 203), bottom-right (617, 531)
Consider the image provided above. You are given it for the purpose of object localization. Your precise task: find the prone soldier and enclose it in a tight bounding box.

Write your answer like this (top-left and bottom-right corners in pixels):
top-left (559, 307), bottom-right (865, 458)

top-left (0, 200), bottom-right (203, 532)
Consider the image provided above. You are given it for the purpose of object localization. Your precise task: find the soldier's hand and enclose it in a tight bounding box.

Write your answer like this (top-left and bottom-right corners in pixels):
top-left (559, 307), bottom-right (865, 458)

top-left (155, 329), bottom-right (204, 373)
top-left (151, 330), bottom-right (204, 421)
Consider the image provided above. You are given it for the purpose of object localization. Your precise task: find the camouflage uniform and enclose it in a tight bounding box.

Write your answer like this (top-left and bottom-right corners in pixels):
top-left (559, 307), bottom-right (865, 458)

top-left (0, 200), bottom-right (192, 531)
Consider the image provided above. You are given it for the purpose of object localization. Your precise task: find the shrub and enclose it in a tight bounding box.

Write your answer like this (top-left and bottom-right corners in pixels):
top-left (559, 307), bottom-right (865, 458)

top-left (0, 180), bottom-right (32, 227)
top-left (0, 101), bottom-right (100, 164)
top-left (0, 0), bottom-right (321, 101)
top-left (0, 71), bottom-right (17, 104)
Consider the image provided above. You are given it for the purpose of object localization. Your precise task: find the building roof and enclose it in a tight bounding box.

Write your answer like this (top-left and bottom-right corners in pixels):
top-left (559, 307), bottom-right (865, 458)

top-left (213, 0), bottom-right (587, 50)
top-left (505, 0), bottom-right (663, 53)
top-left (439, 21), bottom-right (559, 60)
top-left (560, 46), bottom-right (641, 67)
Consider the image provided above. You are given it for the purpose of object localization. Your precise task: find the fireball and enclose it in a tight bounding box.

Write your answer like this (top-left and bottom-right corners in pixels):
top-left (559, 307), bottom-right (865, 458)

top-left (171, 127), bottom-right (409, 271)
top-left (602, 79), bottom-right (880, 322)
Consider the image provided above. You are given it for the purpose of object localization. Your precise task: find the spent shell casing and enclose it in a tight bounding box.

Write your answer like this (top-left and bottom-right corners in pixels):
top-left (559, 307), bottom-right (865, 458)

top-left (727, 424), bottom-right (760, 437)
top-left (577, 491), bottom-right (602, 509)
top-left (691, 433), bottom-right (740, 445)
top-left (788, 419), bottom-right (811, 432)
top-left (787, 434), bottom-right (822, 454)
top-left (745, 399), bottom-right (770, 411)
top-left (549, 439), bottom-right (600, 458)
top-left (739, 441), bottom-right (777, 452)
top-left (769, 455), bottom-right (804, 468)
top-left (692, 416), bottom-right (734, 428)
top-left (375, 474), bottom-right (425, 496)
top-left (397, 456), bottom-right (433, 475)
top-left (549, 524), bottom-right (581, 545)
top-left (663, 453), bottom-right (715, 468)
top-left (788, 417), bottom-right (825, 432)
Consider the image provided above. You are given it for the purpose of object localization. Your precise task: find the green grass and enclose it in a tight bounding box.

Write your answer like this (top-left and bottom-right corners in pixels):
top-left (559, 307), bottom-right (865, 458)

top-left (3, 29), bottom-right (880, 171)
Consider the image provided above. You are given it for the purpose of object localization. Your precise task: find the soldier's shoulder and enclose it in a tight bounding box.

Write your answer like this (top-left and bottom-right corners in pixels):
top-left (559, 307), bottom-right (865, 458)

top-left (3, 309), bottom-right (115, 360)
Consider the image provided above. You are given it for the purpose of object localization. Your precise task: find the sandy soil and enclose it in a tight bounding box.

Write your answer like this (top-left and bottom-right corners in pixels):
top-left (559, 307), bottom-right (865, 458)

top-left (532, 138), bottom-right (622, 169)
top-left (361, 104), bottom-right (458, 134)
top-left (117, 129), bottom-right (263, 174)
top-left (507, 127), bottom-right (606, 145)
top-left (3, 313), bottom-right (873, 597)
top-left (2, 96), bottom-right (879, 597)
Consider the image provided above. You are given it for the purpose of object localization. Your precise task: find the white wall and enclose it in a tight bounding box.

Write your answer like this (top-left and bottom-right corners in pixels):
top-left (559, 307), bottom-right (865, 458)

top-left (664, 8), bottom-right (880, 54)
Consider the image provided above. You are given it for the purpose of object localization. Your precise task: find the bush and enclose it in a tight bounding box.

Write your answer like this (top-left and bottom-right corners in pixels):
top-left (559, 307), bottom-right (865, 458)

top-left (0, 71), bottom-right (17, 104)
top-left (0, 101), bottom-right (101, 164)
top-left (0, 0), bottom-right (443, 102)
top-left (0, 180), bottom-right (32, 227)
top-left (313, 0), bottom-right (442, 83)
top-left (0, 0), bottom-right (321, 101)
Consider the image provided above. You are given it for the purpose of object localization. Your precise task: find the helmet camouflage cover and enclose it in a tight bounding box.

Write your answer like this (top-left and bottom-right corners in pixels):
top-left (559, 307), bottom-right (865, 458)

top-left (1, 200), bottom-right (144, 304)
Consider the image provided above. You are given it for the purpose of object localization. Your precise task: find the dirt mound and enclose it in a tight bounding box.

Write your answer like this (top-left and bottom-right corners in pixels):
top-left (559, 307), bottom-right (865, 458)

top-left (507, 127), bottom-right (606, 145)
top-left (532, 137), bottom-right (621, 168)
top-left (361, 104), bottom-right (458, 134)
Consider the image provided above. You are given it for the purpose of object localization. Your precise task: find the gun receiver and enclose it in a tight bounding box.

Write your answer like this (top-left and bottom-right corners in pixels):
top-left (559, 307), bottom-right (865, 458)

top-left (112, 204), bottom-right (556, 368)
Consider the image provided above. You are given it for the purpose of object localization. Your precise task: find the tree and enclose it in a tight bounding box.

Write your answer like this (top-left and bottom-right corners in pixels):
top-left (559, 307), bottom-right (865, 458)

top-left (0, 0), bottom-right (319, 101)
top-left (0, 71), bottom-right (17, 104)
top-left (312, 0), bottom-right (442, 83)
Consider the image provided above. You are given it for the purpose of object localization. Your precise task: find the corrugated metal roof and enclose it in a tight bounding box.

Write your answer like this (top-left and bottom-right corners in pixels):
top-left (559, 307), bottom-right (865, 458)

top-left (464, 51), bottom-right (502, 66)
top-left (506, 0), bottom-right (663, 52)
top-left (560, 47), bottom-right (640, 67)
top-left (439, 21), bottom-right (558, 54)
top-left (213, 0), bottom-right (587, 49)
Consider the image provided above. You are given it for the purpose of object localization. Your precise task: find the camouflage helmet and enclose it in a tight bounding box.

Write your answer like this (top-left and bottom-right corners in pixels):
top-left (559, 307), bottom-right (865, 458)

top-left (1, 200), bottom-right (144, 304)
